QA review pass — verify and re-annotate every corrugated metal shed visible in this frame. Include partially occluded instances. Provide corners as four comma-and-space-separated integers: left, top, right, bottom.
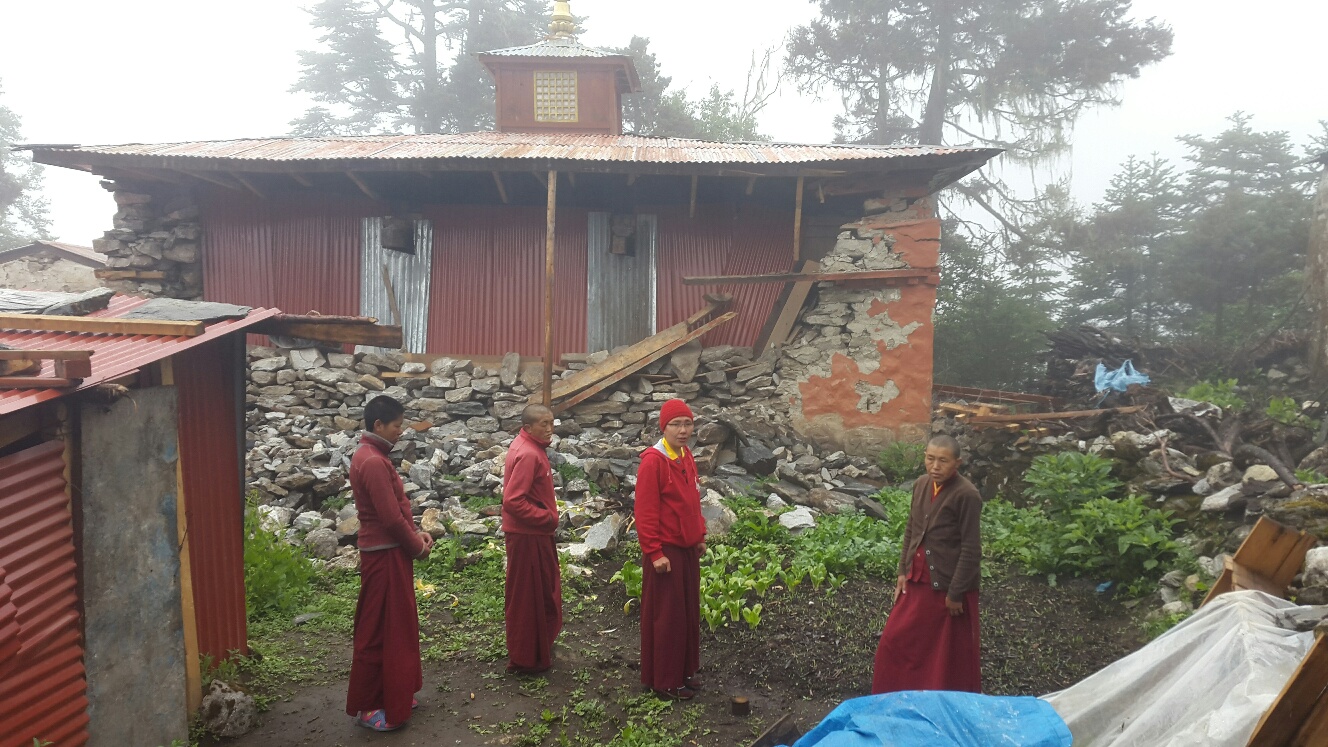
29, 133, 1000, 168
0, 296, 279, 416
0, 440, 88, 747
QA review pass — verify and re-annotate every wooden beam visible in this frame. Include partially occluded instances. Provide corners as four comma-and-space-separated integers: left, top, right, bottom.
817, 182, 826, 203
543, 169, 558, 405
53, 358, 93, 379
531, 171, 548, 188
159, 356, 204, 713
416, 170, 434, 181
964, 405, 1145, 424
745, 176, 757, 196
176, 169, 244, 192
793, 176, 805, 262
290, 173, 313, 188
933, 384, 1062, 408
754, 260, 819, 356
689, 175, 698, 219
379, 263, 403, 329
492, 171, 509, 204
0, 376, 77, 388
0, 313, 204, 337
346, 171, 383, 201
252, 319, 402, 348
683, 268, 939, 286
94, 269, 167, 281
229, 172, 267, 199
1247, 635, 1328, 747
627, 173, 638, 186
0, 350, 93, 361
567, 172, 576, 188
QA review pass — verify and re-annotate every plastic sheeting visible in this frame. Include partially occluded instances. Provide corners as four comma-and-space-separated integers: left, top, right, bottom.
779, 691, 1072, 747
1094, 359, 1150, 393
1043, 591, 1314, 747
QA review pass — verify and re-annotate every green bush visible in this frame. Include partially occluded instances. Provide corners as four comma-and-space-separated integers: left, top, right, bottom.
1178, 379, 1246, 411
1267, 396, 1316, 429
244, 502, 317, 620
877, 442, 926, 484
1297, 469, 1328, 485
1023, 452, 1122, 516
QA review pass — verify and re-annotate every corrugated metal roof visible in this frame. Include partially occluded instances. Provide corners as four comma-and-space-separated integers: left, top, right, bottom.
0, 295, 279, 415
31, 132, 1000, 168
0, 241, 108, 267
481, 37, 618, 58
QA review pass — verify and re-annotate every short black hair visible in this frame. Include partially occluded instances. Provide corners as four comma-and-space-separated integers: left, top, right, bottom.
364, 394, 405, 432
522, 404, 553, 426
927, 434, 962, 460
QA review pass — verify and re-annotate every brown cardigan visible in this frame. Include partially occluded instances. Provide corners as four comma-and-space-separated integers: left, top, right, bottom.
898, 473, 983, 601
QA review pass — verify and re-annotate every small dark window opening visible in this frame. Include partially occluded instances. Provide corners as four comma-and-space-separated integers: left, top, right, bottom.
382, 217, 416, 254
610, 213, 637, 256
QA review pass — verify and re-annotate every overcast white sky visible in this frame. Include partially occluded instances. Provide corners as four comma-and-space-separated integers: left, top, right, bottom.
2, 0, 1325, 245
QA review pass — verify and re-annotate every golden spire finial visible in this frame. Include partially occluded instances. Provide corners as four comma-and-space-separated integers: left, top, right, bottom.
549, 1, 576, 39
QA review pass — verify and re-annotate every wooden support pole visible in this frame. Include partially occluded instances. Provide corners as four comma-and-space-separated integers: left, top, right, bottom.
689, 175, 698, 219
793, 176, 805, 262
817, 182, 826, 203
492, 172, 509, 203
567, 172, 576, 188
746, 176, 758, 196
230, 172, 266, 199
160, 357, 203, 713
543, 170, 558, 406
347, 171, 383, 201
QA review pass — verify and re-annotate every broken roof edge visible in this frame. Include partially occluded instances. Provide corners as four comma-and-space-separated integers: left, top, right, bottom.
0, 241, 108, 267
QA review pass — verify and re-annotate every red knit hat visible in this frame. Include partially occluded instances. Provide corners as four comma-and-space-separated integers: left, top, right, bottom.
659, 399, 694, 430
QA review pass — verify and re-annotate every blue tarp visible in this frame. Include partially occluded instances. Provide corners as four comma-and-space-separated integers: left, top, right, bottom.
780, 691, 1072, 747
1094, 359, 1150, 394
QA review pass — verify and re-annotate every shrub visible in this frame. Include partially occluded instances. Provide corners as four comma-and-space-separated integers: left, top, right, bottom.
1023, 452, 1121, 516
243, 501, 317, 619
1297, 469, 1328, 485
1268, 396, 1316, 429
877, 442, 926, 484
1057, 496, 1181, 589
1178, 379, 1246, 411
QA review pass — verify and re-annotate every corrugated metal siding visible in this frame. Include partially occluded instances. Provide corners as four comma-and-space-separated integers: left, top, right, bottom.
655, 204, 793, 348
426, 205, 587, 357
361, 218, 432, 353
202, 191, 367, 316
0, 440, 88, 747
174, 338, 248, 662
586, 212, 656, 351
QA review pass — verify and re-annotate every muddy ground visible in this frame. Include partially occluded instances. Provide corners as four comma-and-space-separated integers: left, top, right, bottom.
204, 555, 1143, 747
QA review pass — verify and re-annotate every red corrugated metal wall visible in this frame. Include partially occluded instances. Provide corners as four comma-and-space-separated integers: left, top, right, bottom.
173, 338, 248, 661
0, 440, 89, 747
655, 204, 794, 347
426, 205, 588, 357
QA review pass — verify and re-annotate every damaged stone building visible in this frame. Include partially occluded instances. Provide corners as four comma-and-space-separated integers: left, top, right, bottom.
23, 4, 998, 454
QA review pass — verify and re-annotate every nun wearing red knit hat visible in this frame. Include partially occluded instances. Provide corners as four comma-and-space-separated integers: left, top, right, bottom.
634, 398, 708, 700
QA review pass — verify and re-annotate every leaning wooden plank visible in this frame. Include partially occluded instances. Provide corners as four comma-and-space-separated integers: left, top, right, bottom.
1246, 634, 1328, 747
933, 384, 1062, 407
0, 376, 77, 388
749, 714, 801, 747
554, 312, 738, 413
1292, 692, 1328, 746
94, 269, 167, 280
754, 260, 819, 356
54, 358, 93, 379
252, 319, 403, 348
0, 350, 94, 360
0, 313, 204, 337
683, 268, 938, 286
1232, 518, 1315, 589
965, 405, 1145, 424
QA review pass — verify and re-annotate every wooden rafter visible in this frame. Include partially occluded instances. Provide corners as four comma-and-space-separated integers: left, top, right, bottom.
0, 313, 204, 337
492, 171, 509, 203
346, 171, 383, 201
683, 268, 939, 286
230, 172, 267, 199
793, 176, 805, 262
290, 173, 313, 187
689, 175, 698, 219
176, 170, 244, 192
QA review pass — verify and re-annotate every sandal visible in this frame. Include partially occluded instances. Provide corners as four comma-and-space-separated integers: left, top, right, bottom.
652, 686, 698, 701
355, 709, 404, 732
413, 697, 419, 710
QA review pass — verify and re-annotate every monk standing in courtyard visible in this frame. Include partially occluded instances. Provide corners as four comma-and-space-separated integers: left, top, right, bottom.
346, 395, 433, 732
635, 398, 707, 700
502, 404, 563, 674
872, 434, 983, 694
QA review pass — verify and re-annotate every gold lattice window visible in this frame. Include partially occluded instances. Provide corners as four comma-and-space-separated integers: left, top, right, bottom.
534, 71, 578, 123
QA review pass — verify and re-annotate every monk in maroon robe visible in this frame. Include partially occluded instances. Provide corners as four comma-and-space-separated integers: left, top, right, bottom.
635, 399, 708, 700
872, 434, 982, 694
346, 395, 433, 732
502, 404, 563, 674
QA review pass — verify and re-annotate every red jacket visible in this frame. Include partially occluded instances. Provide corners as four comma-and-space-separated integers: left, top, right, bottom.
634, 441, 707, 562
350, 433, 425, 556
502, 429, 559, 535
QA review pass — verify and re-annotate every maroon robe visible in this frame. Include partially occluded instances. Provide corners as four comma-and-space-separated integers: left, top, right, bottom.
871, 543, 981, 694
504, 534, 564, 672
345, 547, 422, 724
640, 544, 702, 691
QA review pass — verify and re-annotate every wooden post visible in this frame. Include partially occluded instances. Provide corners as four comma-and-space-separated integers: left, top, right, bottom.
160, 357, 203, 714
689, 175, 698, 219
793, 176, 806, 262
543, 170, 558, 405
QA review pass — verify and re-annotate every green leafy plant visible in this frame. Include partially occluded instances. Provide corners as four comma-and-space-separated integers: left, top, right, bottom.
610, 560, 643, 599
877, 441, 926, 484
243, 498, 316, 619
1023, 452, 1122, 516
1057, 496, 1181, 585
1296, 469, 1328, 485
1178, 379, 1246, 411
1267, 396, 1316, 428
463, 494, 501, 512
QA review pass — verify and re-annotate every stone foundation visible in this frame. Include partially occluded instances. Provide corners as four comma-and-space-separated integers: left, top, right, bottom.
91, 180, 203, 299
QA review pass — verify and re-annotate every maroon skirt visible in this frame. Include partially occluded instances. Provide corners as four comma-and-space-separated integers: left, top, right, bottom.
640, 544, 701, 691
505, 533, 563, 673
346, 547, 422, 724
871, 556, 981, 695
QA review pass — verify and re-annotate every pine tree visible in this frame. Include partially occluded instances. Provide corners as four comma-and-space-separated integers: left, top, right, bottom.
0, 80, 50, 250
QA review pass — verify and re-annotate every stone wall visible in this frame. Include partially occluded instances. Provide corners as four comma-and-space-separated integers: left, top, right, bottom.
91, 180, 203, 299
773, 196, 940, 455
0, 255, 100, 292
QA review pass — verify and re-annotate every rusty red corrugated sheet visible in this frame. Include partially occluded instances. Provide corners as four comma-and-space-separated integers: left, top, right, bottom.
0, 296, 280, 415
34, 132, 998, 166
174, 337, 248, 662
0, 440, 89, 747
426, 205, 587, 358
656, 204, 793, 348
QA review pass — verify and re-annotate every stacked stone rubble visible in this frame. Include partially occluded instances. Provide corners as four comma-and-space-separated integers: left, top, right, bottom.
91, 180, 203, 299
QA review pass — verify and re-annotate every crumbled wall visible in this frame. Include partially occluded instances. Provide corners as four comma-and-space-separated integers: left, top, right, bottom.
0, 255, 100, 292
92, 180, 203, 299
775, 197, 940, 455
